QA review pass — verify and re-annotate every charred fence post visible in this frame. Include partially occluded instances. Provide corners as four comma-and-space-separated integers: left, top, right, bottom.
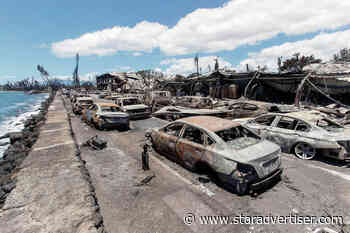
142, 143, 150, 171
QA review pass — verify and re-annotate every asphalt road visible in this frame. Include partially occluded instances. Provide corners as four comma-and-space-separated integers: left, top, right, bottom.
66, 95, 350, 233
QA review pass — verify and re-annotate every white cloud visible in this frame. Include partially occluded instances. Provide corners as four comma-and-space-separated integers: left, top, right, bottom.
38, 43, 49, 49
52, 21, 168, 57
52, 0, 350, 57
237, 30, 350, 71
160, 56, 233, 75
132, 52, 143, 56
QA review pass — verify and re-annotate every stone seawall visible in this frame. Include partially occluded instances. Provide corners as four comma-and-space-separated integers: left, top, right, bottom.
0, 92, 104, 233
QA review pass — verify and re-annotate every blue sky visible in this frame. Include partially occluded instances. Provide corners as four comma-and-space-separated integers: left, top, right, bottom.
1, 0, 350, 84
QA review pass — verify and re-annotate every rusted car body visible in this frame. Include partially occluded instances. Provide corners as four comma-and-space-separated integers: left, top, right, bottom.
73, 97, 94, 115
115, 97, 151, 119
171, 96, 216, 109
148, 116, 282, 194
82, 103, 129, 130
241, 111, 350, 160
153, 106, 231, 121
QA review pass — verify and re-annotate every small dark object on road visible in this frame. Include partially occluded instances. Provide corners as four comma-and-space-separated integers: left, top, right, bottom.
198, 176, 210, 183
135, 174, 155, 187
142, 143, 150, 171
83, 135, 107, 150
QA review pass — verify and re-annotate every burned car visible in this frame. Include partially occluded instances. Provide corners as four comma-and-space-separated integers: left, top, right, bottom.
145, 91, 172, 111
70, 93, 90, 103
115, 97, 151, 119
82, 103, 129, 130
148, 116, 282, 194
153, 106, 230, 121
226, 100, 297, 119
171, 96, 216, 109
241, 111, 350, 161
227, 101, 270, 119
73, 97, 94, 115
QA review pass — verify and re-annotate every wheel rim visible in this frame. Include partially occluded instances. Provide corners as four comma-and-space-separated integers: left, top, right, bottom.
294, 142, 316, 160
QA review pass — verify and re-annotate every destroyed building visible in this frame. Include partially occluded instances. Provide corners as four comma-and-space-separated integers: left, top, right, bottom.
96, 72, 143, 92
96, 71, 166, 93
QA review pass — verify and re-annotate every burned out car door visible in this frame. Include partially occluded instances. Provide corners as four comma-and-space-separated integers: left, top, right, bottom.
245, 115, 276, 138
175, 125, 206, 170
268, 116, 299, 151
155, 122, 184, 159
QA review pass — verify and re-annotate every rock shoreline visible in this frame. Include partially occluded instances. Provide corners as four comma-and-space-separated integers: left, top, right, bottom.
0, 91, 55, 208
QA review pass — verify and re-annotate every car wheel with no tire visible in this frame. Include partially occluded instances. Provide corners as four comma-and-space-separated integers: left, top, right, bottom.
294, 142, 316, 160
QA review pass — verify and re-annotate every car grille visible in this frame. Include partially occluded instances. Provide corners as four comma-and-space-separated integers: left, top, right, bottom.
337, 140, 350, 152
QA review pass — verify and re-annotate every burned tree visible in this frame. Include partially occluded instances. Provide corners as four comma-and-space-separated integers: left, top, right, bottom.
333, 48, 350, 62
280, 53, 322, 72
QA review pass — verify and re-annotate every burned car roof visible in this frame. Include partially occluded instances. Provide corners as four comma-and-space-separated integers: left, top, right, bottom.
178, 116, 240, 132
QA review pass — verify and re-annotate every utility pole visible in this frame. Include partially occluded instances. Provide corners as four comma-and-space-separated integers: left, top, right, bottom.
194, 54, 199, 76
73, 53, 80, 88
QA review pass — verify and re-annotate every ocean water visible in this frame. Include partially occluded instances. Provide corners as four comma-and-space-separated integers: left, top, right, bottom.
0, 91, 49, 158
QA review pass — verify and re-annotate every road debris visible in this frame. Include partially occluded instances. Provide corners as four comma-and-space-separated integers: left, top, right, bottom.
134, 174, 156, 187
82, 135, 107, 150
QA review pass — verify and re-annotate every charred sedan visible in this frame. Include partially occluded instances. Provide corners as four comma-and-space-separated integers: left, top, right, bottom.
115, 97, 151, 119
82, 103, 129, 130
73, 97, 94, 115
148, 116, 282, 194
241, 111, 350, 160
